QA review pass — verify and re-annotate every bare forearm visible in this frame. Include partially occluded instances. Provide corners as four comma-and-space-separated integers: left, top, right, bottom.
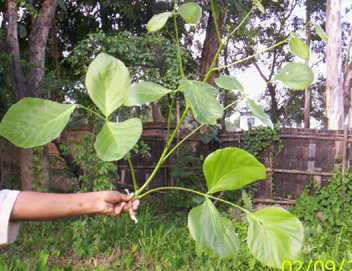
10, 192, 102, 221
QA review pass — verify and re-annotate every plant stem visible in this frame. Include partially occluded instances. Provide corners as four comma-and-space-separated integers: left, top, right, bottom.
167, 94, 176, 138
214, 37, 289, 71
78, 104, 106, 121
163, 100, 237, 161
137, 186, 250, 214
202, 8, 253, 82
127, 157, 138, 192
173, 0, 185, 79
202, 40, 223, 82
210, 0, 222, 43
134, 6, 256, 198
135, 106, 189, 196
226, 8, 253, 43
135, 1, 189, 196
162, 125, 202, 162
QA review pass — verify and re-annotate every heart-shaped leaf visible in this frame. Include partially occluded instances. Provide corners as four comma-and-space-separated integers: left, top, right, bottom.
289, 34, 310, 60
0, 98, 76, 148
147, 12, 172, 32
94, 118, 142, 161
179, 80, 223, 125
179, 2, 202, 24
215, 75, 244, 93
188, 198, 239, 257
312, 23, 328, 41
247, 207, 304, 269
275, 63, 314, 90
125, 81, 172, 106
245, 98, 273, 128
203, 147, 266, 194
85, 53, 131, 117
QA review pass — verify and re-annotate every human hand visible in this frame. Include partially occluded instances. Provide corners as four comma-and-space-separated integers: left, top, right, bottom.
94, 191, 140, 221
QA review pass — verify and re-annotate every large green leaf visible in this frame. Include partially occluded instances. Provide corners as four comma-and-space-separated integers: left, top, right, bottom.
125, 81, 172, 106
275, 63, 314, 90
179, 80, 223, 125
289, 34, 310, 60
179, 2, 202, 24
0, 98, 76, 148
245, 98, 273, 128
188, 198, 239, 257
247, 207, 304, 269
215, 75, 244, 93
85, 53, 131, 117
94, 118, 142, 161
203, 147, 266, 194
147, 12, 172, 32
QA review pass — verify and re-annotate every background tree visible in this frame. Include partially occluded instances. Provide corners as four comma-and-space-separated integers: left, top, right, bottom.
325, 0, 344, 130
4, 0, 57, 190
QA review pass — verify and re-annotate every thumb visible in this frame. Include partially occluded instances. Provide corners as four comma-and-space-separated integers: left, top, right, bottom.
105, 191, 131, 203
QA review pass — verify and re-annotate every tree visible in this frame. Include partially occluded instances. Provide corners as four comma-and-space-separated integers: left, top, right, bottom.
304, 0, 312, 128
4, 0, 58, 190
221, 0, 326, 126
325, 0, 344, 130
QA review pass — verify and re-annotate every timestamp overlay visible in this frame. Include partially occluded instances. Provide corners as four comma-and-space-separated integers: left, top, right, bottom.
282, 259, 352, 271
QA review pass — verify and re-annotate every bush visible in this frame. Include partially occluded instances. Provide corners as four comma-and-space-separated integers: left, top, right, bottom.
291, 171, 352, 261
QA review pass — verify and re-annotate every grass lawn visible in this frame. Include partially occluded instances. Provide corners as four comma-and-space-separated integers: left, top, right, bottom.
1, 193, 351, 271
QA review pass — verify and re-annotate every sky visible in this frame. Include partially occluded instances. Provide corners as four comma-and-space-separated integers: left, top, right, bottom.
223, 1, 351, 128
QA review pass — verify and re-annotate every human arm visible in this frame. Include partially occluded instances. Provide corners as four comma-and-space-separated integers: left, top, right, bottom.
10, 191, 137, 221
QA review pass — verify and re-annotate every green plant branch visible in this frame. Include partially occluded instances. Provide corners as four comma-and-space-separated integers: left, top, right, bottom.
202, 7, 253, 82
173, 0, 185, 79
202, 40, 223, 82
135, 105, 189, 196
135, 5, 260, 198
135, 1, 192, 196
167, 93, 176, 138
214, 37, 289, 71
163, 100, 237, 162
226, 8, 253, 45
78, 104, 106, 121
210, 0, 222, 43
137, 186, 251, 215
127, 157, 138, 192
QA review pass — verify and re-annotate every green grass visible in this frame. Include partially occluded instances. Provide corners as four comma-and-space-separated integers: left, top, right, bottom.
0, 194, 351, 271
0, 198, 264, 271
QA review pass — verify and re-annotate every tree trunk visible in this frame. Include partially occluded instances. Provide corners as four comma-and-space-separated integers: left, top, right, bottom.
199, 3, 227, 84
326, 0, 344, 130
19, 149, 33, 190
344, 35, 352, 121
27, 0, 57, 96
5, 0, 26, 100
267, 83, 280, 124
5, 0, 57, 190
151, 103, 165, 123
304, 0, 311, 128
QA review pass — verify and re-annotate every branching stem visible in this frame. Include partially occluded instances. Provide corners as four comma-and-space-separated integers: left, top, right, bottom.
214, 37, 289, 71
134, 4, 285, 203
173, 0, 185, 79
78, 104, 106, 121
163, 100, 237, 162
135, 105, 189, 195
202, 8, 253, 82
137, 186, 250, 215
